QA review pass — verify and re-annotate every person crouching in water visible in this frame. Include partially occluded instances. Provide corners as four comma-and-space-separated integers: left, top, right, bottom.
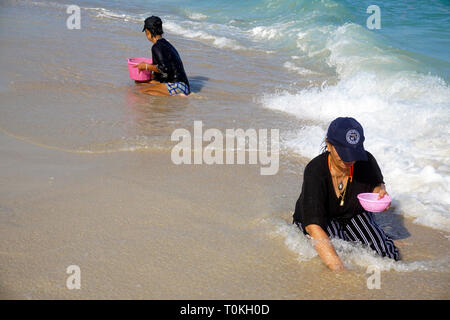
134, 16, 190, 97
293, 117, 400, 271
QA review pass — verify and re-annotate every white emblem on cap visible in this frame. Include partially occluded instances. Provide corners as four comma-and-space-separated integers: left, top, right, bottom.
346, 129, 360, 144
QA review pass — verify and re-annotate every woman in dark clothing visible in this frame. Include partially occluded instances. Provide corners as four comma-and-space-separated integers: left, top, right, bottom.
293, 117, 399, 271
134, 16, 190, 96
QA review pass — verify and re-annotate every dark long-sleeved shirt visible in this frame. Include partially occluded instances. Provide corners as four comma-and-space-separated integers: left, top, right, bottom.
293, 151, 384, 229
151, 38, 189, 89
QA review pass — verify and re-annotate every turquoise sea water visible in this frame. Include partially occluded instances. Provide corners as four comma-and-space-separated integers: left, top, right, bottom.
76, 0, 450, 80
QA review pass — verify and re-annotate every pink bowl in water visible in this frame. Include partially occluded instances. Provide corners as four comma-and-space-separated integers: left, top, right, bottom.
357, 193, 392, 213
127, 58, 153, 81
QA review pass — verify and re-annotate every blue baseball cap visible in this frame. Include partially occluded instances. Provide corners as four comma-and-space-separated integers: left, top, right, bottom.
326, 117, 368, 162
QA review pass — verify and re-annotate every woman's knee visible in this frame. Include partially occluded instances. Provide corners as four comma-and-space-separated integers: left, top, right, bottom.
139, 84, 170, 96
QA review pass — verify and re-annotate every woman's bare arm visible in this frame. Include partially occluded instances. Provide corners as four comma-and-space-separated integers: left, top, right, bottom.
305, 224, 345, 271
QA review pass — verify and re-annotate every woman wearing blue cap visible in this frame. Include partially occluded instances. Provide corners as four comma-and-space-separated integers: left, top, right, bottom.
293, 117, 399, 271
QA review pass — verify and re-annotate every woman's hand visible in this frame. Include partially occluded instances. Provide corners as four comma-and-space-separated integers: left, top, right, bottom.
329, 262, 346, 272
373, 183, 390, 211
133, 62, 148, 73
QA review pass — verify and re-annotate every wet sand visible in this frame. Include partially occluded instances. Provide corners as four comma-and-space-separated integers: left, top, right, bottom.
1, 131, 448, 300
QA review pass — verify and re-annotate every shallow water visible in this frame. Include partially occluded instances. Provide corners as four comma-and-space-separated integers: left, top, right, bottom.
0, 0, 449, 299
2, 0, 449, 231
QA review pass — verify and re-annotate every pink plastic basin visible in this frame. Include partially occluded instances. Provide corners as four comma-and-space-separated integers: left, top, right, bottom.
127, 58, 152, 81
357, 193, 392, 212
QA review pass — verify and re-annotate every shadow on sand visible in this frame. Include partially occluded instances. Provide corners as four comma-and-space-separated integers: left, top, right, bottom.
372, 211, 411, 240
188, 76, 209, 93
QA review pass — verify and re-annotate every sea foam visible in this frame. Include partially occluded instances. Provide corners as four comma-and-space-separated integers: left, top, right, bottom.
270, 218, 448, 272
262, 23, 450, 232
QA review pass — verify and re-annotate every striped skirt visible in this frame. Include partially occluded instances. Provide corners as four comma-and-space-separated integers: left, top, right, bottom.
294, 212, 400, 261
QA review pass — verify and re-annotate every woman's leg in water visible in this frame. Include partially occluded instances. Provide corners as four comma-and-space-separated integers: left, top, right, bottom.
344, 212, 400, 260
139, 82, 171, 96
135, 80, 161, 85
294, 214, 399, 260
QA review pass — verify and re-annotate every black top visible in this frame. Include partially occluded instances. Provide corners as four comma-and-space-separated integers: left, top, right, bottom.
293, 151, 384, 230
151, 38, 190, 89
